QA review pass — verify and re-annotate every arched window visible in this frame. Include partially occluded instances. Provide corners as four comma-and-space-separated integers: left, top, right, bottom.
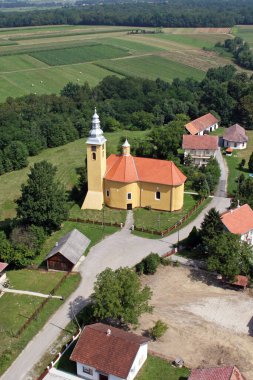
92, 152, 96, 160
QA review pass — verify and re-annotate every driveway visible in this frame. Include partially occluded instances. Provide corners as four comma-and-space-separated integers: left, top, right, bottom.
1, 153, 230, 380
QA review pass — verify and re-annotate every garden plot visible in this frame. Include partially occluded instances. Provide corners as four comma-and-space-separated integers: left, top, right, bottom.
138, 266, 253, 380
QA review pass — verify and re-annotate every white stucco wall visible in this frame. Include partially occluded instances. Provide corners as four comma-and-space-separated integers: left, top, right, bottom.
184, 149, 216, 166
197, 122, 218, 135
76, 344, 147, 380
223, 140, 247, 150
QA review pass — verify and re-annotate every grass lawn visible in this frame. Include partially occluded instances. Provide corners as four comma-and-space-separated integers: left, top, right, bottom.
99, 37, 165, 54
69, 204, 126, 225
7, 269, 65, 293
136, 355, 189, 380
0, 271, 80, 376
133, 194, 198, 233
0, 130, 148, 221
96, 55, 205, 82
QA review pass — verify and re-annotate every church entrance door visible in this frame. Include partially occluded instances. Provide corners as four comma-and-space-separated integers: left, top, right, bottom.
127, 203, 132, 210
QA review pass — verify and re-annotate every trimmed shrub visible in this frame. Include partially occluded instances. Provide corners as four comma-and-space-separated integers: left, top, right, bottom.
149, 320, 168, 340
136, 253, 161, 275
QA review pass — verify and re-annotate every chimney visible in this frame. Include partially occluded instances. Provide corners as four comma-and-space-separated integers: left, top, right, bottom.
106, 329, 111, 336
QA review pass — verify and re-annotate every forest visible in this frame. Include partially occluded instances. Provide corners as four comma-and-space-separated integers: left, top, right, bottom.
1, 64, 253, 176
1, 1, 253, 28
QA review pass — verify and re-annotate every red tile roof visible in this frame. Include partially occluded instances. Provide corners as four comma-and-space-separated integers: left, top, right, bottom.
70, 323, 149, 378
226, 147, 233, 153
185, 113, 219, 135
232, 275, 248, 288
105, 154, 186, 186
221, 204, 253, 235
188, 366, 245, 380
0, 262, 8, 272
223, 124, 248, 143
182, 134, 218, 150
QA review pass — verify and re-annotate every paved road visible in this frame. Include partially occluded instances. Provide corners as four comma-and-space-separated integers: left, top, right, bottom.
1, 152, 230, 380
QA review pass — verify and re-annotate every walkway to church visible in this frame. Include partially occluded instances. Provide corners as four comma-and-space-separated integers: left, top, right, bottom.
1, 149, 230, 380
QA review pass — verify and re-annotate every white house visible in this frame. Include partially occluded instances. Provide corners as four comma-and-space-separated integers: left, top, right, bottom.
221, 204, 253, 246
0, 262, 8, 285
70, 323, 149, 380
185, 113, 219, 135
223, 124, 248, 150
182, 134, 218, 166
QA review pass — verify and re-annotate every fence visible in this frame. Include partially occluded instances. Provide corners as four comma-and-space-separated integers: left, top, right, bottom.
37, 329, 80, 380
68, 217, 122, 227
15, 271, 70, 338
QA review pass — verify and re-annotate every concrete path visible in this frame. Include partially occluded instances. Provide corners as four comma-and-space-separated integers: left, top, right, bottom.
1, 153, 230, 380
0, 285, 63, 300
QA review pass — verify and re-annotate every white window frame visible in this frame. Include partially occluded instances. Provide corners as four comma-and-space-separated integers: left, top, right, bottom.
155, 191, 161, 200
127, 192, 132, 200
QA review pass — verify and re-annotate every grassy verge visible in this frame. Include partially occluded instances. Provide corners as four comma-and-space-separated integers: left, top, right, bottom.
69, 204, 127, 225
0, 272, 80, 376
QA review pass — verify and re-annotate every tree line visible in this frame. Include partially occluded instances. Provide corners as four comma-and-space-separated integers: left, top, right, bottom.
1, 1, 253, 28
1, 64, 253, 176
217, 37, 253, 71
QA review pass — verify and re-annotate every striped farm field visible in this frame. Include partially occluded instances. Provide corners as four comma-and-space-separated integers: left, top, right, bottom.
96, 55, 205, 82
0, 25, 236, 101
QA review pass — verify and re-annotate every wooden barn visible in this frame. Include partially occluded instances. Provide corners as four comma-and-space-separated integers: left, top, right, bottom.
45, 229, 90, 272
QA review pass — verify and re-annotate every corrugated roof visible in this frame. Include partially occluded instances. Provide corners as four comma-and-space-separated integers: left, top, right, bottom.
185, 113, 219, 135
221, 204, 253, 235
105, 154, 186, 186
182, 134, 218, 150
70, 323, 149, 379
223, 124, 248, 143
188, 366, 240, 380
45, 229, 90, 265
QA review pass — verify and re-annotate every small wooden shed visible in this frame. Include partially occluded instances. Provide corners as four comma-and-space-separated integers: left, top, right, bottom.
45, 229, 90, 272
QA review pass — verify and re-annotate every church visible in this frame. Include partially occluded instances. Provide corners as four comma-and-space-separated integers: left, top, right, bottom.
82, 110, 186, 211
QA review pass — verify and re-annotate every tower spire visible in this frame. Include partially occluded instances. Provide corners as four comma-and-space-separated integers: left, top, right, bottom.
122, 139, 130, 156
87, 108, 106, 145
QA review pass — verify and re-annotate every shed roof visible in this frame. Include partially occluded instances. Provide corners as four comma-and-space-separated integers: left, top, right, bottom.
188, 366, 244, 380
182, 134, 218, 150
70, 323, 149, 378
45, 229, 90, 265
221, 204, 253, 235
223, 124, 248, 143
185, 113, 219, 135
0, 262, 8, 273
105, 154, 186, 186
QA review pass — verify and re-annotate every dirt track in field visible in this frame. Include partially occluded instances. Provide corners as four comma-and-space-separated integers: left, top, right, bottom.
137, 266, 253, 379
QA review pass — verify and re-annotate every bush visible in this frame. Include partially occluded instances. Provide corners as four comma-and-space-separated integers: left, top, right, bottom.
149, 320, 168, 340
136, 253, 161, 275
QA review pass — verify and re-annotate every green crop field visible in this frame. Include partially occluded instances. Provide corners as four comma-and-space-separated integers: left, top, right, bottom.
30, 44, 130, 66
0, 25, 235, 102
96, 55, 205, 82
236, 25, 253, 47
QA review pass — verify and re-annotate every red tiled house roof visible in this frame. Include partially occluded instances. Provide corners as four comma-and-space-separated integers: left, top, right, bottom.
221, 204, 253, 235
105, 154, 187, 186
182, 135, 218, 150
0, 262, 8, 272
188, 366, 246, 380
185, 113, 219, 135
223, 124, 248, 143
70, 323, 149, 379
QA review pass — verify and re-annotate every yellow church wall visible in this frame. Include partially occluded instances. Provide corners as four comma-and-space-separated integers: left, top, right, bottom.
103, 180, 185, 211
104, 180, 140, 209
86, 143, 106, 193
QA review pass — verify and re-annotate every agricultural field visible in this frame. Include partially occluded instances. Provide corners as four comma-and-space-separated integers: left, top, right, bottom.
0, 25, 239, 102
235, 25, 253, 48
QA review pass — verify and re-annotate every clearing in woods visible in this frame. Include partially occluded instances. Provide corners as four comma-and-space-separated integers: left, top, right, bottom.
0, 25, 239, 102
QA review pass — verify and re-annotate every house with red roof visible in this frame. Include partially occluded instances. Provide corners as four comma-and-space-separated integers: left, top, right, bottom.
185, 113, 219, 136
182, 135, 218, 166
223, 124, 248, 150
70, 323, 149, 380
82, 110, 186, 211
221, 204, 253, 245
188, 365, 246, 380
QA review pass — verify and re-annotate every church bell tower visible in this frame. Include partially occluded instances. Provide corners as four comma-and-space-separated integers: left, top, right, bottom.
81, 109, 107, 210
